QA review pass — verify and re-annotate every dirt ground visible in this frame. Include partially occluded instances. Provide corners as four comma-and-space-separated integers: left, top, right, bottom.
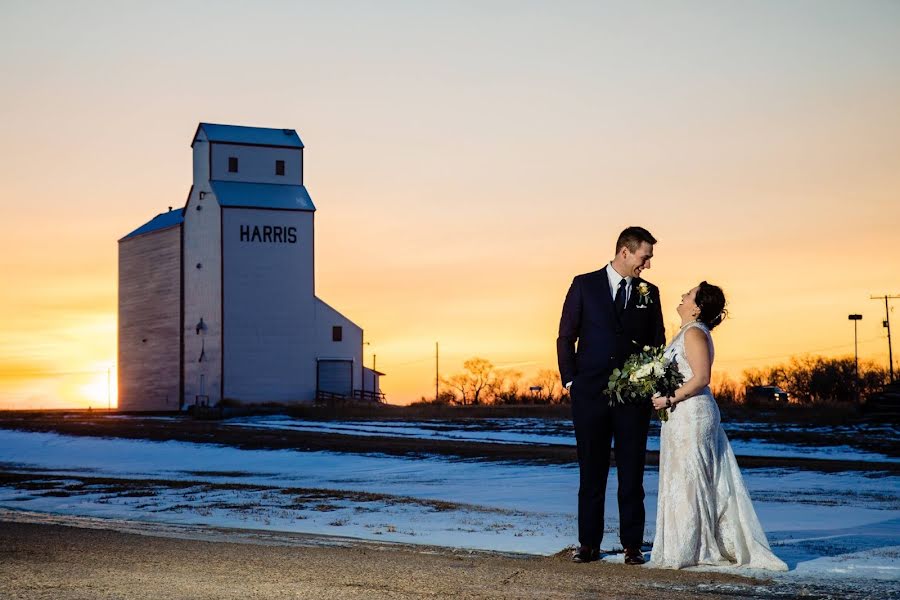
0, 520, 770, 600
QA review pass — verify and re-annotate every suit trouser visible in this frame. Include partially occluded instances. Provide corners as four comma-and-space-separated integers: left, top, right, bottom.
572, 393, 652, 550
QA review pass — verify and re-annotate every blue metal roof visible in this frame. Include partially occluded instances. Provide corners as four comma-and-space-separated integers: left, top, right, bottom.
196, 123, 304, 148
121, 209, 184, 241
210, 181, 316, 211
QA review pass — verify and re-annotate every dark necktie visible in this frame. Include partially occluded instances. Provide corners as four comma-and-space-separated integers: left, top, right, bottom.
615, 279, 627, 315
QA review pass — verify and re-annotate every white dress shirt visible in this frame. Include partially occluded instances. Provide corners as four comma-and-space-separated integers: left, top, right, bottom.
606, 262, 633, 306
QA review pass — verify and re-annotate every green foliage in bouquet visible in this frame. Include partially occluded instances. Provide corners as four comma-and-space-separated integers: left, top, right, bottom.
604, 345, 685, 421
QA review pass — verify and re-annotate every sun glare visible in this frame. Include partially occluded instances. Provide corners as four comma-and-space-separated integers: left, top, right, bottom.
77, 370, 117, 409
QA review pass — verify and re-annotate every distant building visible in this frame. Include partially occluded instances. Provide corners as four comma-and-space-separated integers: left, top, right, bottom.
118, 123, 383, 411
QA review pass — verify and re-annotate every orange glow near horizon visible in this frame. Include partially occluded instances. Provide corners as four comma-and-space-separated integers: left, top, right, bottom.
1, 3, 899, 408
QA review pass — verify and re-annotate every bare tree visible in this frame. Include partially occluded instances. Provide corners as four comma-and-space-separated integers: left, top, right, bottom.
441, 357, 496, 405
443, 373, 472, 405
528, 369, 562, 404
487, 368, 523, 404
464, 358, 494, 405
417, 390, 456, 405
438, 360, 571, 405
741, 356, 889, 405
710, 373, 742, 405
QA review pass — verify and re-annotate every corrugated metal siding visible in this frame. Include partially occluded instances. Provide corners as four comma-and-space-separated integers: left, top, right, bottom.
362, 367, 382, 396
315, 297, 363, 392
222, 208, 317, 403
182, 180, 223, 407
117, 123, 369, 409
317, 360, 353, 397
117, 226, 182, 411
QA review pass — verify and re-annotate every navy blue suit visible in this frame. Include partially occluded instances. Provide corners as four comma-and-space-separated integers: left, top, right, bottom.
557, 266, 665, 550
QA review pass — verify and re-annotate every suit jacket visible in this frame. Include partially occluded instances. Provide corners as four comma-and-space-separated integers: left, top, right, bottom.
557, 266, 666, 399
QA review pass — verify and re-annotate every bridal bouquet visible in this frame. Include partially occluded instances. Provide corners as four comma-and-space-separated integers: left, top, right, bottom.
605, 345, 684, 421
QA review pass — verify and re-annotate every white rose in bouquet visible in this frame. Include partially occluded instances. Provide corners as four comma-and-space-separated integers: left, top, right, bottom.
605, 345, 685, 422
634, 364, 653, 380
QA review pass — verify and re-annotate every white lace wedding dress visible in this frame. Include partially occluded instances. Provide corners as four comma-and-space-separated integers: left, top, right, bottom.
650, 322, 787, 571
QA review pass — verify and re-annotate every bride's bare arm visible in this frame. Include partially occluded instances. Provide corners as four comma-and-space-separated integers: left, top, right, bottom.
653, 328, 712, 409
672, 328, 712, 403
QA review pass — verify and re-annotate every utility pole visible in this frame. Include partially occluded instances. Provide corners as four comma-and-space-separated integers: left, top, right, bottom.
848, 314, 862, 404
107, 366, 111, 411
435, 342, 439, 403
871, 294, 899, 382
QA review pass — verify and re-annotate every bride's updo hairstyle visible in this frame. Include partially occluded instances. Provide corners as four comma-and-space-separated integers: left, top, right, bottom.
695, 281, 728, 330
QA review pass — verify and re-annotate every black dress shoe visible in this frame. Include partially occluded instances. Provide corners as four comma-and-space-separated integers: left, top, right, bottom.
623, 548, 645, 565
572, 547, 600, 563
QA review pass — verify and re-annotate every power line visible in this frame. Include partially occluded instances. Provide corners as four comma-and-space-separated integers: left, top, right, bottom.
387, 355, 435, 367
716, 336, 884, 365
386, 352, 542, 368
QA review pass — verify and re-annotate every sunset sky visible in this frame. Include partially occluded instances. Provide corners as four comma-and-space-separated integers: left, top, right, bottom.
1, 1, 899, 408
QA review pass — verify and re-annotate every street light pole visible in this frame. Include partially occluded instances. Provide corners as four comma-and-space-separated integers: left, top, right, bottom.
848, 314, 862, 404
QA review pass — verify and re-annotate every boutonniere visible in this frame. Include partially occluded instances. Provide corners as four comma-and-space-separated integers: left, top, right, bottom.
636, 282, 652, 307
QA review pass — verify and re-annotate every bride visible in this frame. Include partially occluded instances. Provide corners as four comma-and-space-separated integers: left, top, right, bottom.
649, 282, 787, 571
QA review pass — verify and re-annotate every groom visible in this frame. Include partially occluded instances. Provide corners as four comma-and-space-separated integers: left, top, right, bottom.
557, 226, 665, 565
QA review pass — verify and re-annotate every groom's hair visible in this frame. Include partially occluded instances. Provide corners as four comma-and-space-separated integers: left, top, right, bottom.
615, 226, 657, 254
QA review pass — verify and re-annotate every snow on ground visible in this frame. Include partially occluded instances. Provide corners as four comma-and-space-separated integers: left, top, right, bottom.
224, 416, 898, 463
0, 429, 897, 584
